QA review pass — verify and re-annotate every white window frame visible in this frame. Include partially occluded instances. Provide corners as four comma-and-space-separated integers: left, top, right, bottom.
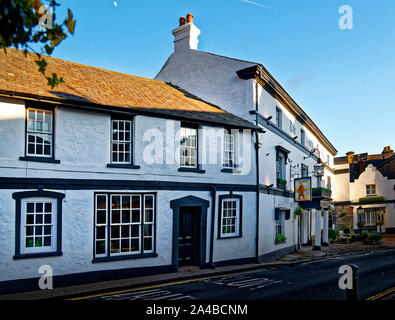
275, 211, 285, 237
26, 108, 53, 158
223, 130, 236, 169
94, 193, 155, 259
366, 184, 377, 196
180, 126, 198, 168
111, 119, 132, 164
20, 198, 57, 255
220, 199, 240, 238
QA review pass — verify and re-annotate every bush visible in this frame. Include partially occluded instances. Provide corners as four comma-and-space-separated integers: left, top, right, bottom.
361, 230, 369, 240
357, 221, 365, 229
329, 228, 338, 240
364, 231, 383, 245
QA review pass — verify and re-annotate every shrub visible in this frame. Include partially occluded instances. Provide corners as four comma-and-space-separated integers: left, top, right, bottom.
361, 230, 369, 240
329, 228, 338, 240
364, 231, 383, 245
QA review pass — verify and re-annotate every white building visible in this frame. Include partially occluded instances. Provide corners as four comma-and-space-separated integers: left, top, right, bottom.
334, 147, 395, 233
156, 15, 337, 254
0, 48, 260, 293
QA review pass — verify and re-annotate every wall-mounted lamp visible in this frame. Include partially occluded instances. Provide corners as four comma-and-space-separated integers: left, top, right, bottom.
292, 136, 298, 140
266, 116, 273, 121
304, 148, 317, 160
268, 184, 274, 188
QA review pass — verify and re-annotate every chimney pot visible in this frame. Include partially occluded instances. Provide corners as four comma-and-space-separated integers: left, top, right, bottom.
346, 151, 355, 164
186, 13, 193, 24
382, 146, 393, 159
179, 17, 186, 26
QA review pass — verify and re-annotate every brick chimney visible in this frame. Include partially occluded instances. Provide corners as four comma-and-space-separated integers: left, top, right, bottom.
346, 151, 354, 164
172, 14, 200, 52
382, 146, 394, 159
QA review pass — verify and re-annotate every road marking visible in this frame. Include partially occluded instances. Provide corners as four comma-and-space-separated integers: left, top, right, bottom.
366, 286, 395, 300
96, 288, 196, 301
69, 269, 260, 300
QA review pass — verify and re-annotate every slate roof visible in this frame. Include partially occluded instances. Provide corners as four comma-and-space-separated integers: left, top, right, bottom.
0, 48, 258, 130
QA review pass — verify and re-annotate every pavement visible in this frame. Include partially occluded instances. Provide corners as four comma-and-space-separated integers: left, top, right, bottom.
1, 240, 395, 300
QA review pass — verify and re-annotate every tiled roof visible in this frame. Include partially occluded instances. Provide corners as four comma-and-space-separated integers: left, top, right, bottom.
0, 48, 257, 129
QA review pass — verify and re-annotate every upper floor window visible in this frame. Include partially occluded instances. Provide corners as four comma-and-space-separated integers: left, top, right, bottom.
366, 184, 377, 196
26, 108, 53, 157
275, 107, 282, 129
301, 164, 309, 177
301, 129, 306, 146
111, 120, 132, 164
223, 130, 236, 169
180, 125, 198, 168
276, 146, 290, 189
327, 176, 332, 190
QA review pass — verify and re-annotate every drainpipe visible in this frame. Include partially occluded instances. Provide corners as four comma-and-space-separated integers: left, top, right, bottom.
209, 186, 216, 268
254, 81, 261, 263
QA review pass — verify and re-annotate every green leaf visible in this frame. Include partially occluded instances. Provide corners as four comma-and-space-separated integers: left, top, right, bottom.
44, 44, 54, 55
65, 9, 76, 35
46, 73, 64, 89
35, 58, 48, 74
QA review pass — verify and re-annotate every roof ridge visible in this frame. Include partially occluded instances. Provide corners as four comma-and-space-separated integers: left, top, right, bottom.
5, 47, 165, 84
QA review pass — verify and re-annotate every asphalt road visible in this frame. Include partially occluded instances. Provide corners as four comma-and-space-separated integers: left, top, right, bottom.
77, 249, 395, 301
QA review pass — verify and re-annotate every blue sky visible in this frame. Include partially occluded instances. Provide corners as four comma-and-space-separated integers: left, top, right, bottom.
49, 0, 395, 156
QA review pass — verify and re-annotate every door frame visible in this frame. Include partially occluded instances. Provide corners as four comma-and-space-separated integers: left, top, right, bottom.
170, 195, 209, 271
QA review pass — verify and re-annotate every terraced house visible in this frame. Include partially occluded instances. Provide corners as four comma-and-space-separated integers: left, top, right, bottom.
0, 47, 259, 293
156, 15, 337, 254
0, 15, 337, 293
334, 147, 395, 234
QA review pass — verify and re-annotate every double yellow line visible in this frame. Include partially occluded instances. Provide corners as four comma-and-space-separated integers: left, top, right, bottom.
69, 269, 258, 300
366, 287, 395, 300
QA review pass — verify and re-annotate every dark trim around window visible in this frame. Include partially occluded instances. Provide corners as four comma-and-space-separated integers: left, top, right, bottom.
217, 194, 243, 240
12, 190, 65, 260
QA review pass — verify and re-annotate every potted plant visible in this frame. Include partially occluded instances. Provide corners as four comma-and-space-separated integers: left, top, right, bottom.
275, 234, 286, 244
293, 206, 304, 219
377, 219, 385, 233
277, 178, 287, 190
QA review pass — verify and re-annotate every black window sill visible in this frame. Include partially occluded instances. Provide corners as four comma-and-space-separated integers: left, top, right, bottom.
217, 235, 242, 240
107, 163, 140, 169
178, 167, 206, 174
13, 251, 63, 260
221, 168, 241, 174
92, 252, 158, 263
19, 156, 60, 164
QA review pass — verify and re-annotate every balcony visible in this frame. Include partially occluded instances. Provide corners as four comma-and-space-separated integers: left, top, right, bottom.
312, 187, 332, 200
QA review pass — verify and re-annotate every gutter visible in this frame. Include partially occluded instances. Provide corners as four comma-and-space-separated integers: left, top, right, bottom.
209, 186, 217, 268
254, 81, 261, 263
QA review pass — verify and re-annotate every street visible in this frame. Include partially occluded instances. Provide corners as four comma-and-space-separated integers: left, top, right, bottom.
73, 249, 395, 301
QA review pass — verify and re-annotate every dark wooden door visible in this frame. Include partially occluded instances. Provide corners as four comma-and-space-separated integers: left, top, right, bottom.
178, 207, 200, 267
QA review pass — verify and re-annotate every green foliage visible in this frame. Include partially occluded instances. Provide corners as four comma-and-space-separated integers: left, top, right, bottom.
0, 0, 76, 88
277, 178, 287, 187
275, 234, 286, 243
364, 231, 383, 245
293, 206, 303, 219
328, 228, 338, 240
357, 221, 365, 229
359, 196, 385, 204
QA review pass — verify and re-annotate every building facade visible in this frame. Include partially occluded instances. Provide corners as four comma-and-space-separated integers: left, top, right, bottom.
334, 147, 395, 233
156, 15, 337, 255
0, 48, 261, 293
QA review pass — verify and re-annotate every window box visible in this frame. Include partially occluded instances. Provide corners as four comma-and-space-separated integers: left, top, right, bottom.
359, 196, 385, 204
275, 234, 286, 245
312, 187, 332, 199
277, 178, 287, 189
